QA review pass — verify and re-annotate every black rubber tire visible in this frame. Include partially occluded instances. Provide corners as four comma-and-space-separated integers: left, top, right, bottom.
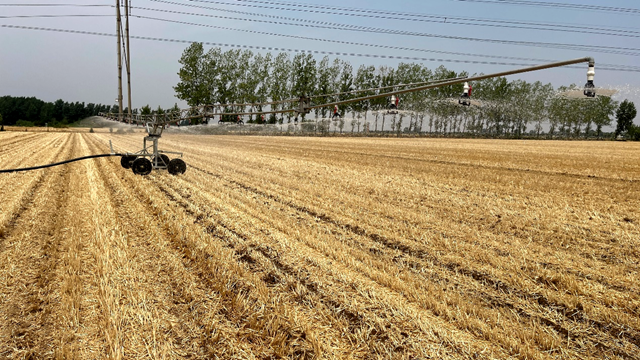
121, 155, 137, 169
131, 157, 152, 175
152, 154, 170, 167
167, 158, 187, 175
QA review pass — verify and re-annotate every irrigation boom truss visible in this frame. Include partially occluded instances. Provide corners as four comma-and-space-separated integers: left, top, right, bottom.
2, 58, 601, 176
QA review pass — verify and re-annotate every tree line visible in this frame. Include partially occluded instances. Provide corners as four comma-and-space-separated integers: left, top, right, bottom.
0, 96, 116, 127
174, 43, 638, 139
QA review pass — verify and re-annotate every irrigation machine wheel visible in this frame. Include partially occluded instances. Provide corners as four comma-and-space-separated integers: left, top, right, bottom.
131, 157, 152, 175
152, 154, 170, 167
167, 158, 187, 175
120, 155, 137, 169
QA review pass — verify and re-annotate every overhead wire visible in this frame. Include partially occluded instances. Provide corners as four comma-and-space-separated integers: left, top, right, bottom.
134, 15, 640, 72
0, 15, 112, 19
449, 0, 640, 15
127, 5, 640, 56
0, 3, 112, 7
190, 0, 640, 19
5, 0, 639, 65
2, 23, 639, 73
159, 0, 640, 38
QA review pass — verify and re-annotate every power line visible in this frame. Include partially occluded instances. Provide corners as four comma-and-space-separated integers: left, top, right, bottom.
128, 6, 640, 56
160, 0, 640, 38
2, 24, 639, 73
0, 3, 112, 7
136, 15, 640, 72
199, 0, 640, 20
0, 15, 112, 19
449, 0, 640, 15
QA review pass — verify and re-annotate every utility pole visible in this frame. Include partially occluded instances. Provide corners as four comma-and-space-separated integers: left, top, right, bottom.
124, 0, 132, 123
116, 0, 123, 122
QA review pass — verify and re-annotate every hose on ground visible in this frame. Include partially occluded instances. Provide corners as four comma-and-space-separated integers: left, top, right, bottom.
0, 153, 126, 173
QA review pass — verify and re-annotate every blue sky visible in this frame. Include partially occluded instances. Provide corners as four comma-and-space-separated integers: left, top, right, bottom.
1, 0, 639, 114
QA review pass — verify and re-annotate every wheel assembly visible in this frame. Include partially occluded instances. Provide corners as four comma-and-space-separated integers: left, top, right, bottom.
120, 155, 137, 169
153, 154, 170, 167
131, 157, 152, 175
167, 158, 187, 175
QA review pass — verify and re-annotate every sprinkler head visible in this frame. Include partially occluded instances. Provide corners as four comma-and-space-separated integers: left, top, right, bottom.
584, 63, 596, 98
459, 82, 471, 106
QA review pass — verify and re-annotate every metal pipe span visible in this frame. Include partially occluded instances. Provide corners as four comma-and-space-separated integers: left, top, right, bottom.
310, 57, 594, 110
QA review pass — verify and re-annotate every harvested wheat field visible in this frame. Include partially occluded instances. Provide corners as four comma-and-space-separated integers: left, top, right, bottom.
0, 131, 638, 360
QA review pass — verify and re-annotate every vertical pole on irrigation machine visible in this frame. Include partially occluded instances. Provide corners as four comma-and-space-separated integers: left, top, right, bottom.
115, 0, 124, 123
124, 0, 133, 124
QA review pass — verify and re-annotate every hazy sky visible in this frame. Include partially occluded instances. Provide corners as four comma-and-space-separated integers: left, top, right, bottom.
1, 0, 639, 117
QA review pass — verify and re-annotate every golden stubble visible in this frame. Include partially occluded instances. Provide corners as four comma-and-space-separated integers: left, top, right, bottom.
0, 132, 638, 359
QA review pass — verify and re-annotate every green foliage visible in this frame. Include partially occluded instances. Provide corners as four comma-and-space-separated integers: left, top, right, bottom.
0, 96, 110, 126
626, 124, 640, 141
174, 42, 209, 107
615, 100, 637, 138
140, 105, 152, 115
173, 46, 625, 137
16, 119, 35, 127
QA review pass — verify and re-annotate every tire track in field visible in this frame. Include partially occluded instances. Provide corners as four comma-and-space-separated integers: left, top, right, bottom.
224, 139, 640, 183
151, 171, 506, 359
111, 136, 640, 358
0, 134, 70, 239
0, 134, 65, 179
84, 134, 325, 359
197, 140, 638, 269
149, 180, 383, 359
0, 133, 42, 152
184, 146, 638, 289
83, 134, 255, 358
182, 165, 632, 359
154, 180, 378, 344
193, 155, 639, 301
188, 163, 640, 357
0, 134, 76, 358
256, 149, 635, 276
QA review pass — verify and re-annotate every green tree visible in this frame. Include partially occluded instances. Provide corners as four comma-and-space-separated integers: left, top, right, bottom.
174, 42, 209, 107
627, 125, 640, 141
140, 105, 152, 115
291, 53, 317, 120
615, 100, 637, 138
353, 64, 377, 129
337, 60, 354, 122
591, 96, 618, 138
269, 52, 292, 124
314, 56, 339, 119
0, 113, 4, 131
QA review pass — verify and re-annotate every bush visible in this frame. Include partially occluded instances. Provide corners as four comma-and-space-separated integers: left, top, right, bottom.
16, 119, 35, 127
89, 127, 95, 133
628, 125, 640, 141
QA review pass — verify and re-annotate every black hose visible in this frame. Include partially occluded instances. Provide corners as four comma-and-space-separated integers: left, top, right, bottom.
0, 153, 126, 174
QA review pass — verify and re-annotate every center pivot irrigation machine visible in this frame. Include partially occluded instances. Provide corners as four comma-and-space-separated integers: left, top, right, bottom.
1, 58, 613, 176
